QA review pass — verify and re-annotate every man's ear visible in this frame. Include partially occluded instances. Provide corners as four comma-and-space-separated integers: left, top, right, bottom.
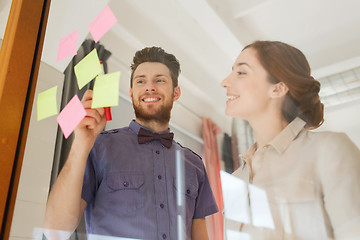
129, 88, 133, 101
173, 86, 181, 101
270, 82, 289, 98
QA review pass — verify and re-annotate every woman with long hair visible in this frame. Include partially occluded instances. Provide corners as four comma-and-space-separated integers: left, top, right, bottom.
222, 40, 360, 239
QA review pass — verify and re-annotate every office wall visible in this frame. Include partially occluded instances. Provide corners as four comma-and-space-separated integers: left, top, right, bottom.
0, 0, 11, 39
319, 100, 360, 147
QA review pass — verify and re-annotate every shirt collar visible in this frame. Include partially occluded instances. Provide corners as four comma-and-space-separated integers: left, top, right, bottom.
269, 117, 306, 154
241, 144, 257, 166
129, 120, 171, 135
241, 117, 306, 164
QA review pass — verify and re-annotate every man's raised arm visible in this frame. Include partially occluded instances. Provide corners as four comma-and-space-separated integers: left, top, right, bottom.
43, 90, 106, 239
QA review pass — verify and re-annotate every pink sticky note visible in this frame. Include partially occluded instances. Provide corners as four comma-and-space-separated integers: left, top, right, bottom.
89, 5, 117, 43
56, 30, 79, 62
57, 95, 86, 139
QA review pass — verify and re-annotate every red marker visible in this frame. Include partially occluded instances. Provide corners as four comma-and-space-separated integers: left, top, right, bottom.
104, 107, 112, 121
99, 61, 112, 121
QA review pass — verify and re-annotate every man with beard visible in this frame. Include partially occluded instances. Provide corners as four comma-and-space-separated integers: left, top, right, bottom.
43, 47, 218, 240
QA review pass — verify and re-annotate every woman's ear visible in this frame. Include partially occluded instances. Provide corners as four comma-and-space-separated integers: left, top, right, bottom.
270, 82, 289, 98
173, 86, 181, 101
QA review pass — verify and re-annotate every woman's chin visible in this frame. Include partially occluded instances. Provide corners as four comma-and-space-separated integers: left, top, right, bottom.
225, 108, 237, 118
225, 108, 247, 120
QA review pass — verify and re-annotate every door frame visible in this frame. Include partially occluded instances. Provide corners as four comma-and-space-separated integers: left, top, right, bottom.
0, 0, 51, 238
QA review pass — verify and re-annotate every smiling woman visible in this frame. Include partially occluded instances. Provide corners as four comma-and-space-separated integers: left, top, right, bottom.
221, 40, 360, 239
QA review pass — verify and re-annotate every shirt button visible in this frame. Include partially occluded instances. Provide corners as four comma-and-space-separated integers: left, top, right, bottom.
160, 203, 164, 208
186, 189, 191, 194
158, 175, 162, 180
263, 145, 269, 149
162, 233, 167, 239
123, 181, 129, 187
156, 150, 160, 154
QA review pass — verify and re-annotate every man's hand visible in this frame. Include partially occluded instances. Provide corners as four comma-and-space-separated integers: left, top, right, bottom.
74, 89, 106, 147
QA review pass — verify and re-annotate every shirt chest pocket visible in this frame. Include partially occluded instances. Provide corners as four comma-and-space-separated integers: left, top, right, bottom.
260, 178, 326, 237
174, 180, 198, 199
106, 172, 145, 215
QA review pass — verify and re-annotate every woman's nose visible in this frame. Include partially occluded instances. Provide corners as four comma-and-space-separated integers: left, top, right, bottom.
221, 74, 230, 88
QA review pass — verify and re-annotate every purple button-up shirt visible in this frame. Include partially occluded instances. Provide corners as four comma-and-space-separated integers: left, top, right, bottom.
81, 120, 218, 239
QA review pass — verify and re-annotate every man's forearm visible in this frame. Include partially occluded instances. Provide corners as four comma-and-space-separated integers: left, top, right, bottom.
43, 140, 90, 233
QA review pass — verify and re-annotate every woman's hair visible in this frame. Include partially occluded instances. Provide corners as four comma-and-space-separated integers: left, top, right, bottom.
244, 40, 324, 129
130, 46, 181, 88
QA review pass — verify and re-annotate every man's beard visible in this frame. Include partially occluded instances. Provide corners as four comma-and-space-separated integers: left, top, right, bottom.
132, 97, 174, 125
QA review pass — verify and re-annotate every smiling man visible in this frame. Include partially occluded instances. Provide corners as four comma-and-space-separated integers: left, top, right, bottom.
43, 47, 218, 240
130, 60, 180, 131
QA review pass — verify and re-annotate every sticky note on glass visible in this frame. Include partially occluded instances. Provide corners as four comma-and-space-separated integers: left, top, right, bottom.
92, 71, 121, 108
74, 49, 102, 90
89, 5, 117, 43
57, 95, 86, 139
56, 30, 78, 62
37, 86, 58, 121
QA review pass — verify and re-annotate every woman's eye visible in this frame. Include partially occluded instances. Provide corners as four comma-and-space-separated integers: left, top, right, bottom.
156, 79, 164, 82
237, 72, 245, 75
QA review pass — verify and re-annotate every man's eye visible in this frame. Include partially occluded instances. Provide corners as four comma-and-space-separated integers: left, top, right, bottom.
237, 72, 245, 75
156, 79, 164, 82
137, 80, 144, 84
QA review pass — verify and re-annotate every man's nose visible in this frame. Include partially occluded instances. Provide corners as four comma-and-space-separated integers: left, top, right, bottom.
145, 82, 156, 92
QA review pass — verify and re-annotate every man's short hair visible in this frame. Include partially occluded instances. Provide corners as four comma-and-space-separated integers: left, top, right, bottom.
130, 47, 181, 88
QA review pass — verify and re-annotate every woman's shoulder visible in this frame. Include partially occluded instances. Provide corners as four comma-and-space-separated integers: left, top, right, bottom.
305, 129, 352, 144
304, 130, 359, 155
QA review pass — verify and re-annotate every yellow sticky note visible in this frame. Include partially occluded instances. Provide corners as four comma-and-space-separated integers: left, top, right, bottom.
74, 49, 102, 90
37, 86, 58, 121
91, 71, 121, 108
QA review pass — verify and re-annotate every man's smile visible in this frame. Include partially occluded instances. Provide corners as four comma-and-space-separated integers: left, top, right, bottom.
142, 95, 161, 103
